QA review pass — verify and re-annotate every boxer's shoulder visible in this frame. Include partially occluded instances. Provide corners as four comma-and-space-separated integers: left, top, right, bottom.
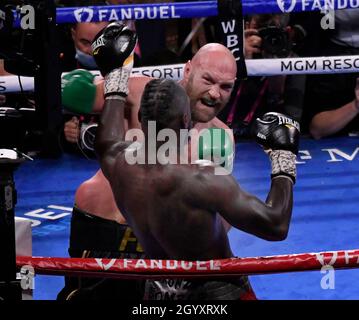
128, 75, 153, 92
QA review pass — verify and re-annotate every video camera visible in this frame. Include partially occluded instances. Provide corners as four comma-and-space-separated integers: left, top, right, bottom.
0, 3, 39, 152
258, 26, 291, 58
0, 2, 39, 76
0, 1, 62, 158
257, 25, 306, 58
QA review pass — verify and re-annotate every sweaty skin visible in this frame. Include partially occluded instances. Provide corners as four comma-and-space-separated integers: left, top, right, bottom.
75, 44, 237, 224
94, 81, 294, 260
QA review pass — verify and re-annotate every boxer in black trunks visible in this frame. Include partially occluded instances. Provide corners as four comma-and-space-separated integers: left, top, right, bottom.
58, 27, 238, 299
92, 23, 299, 300
57, 208, 145, 300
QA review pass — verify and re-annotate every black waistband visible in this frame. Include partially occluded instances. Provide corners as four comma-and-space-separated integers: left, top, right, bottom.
69, 206, 144, 257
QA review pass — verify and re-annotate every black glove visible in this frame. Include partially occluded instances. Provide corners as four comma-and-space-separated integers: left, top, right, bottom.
92, 22, 137, 98
254, 112, 300, 184
92, 21, 137, 77
254, 112, 300, 154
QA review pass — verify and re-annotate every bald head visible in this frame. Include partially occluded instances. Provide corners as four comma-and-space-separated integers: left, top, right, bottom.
191, 43, 237, 73
181, 43, 237, 123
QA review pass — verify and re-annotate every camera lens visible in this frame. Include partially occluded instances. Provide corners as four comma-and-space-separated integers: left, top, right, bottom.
259, 26, 291, 58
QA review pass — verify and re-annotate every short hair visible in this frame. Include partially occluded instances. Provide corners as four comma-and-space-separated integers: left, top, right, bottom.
140, 79, 186, 131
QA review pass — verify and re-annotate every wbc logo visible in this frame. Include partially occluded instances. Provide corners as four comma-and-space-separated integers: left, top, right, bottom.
277, 0, 297, 13
74, 8, 94, 23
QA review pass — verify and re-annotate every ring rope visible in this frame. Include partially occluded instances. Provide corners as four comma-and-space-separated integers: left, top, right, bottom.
2, 55, 359, 94
16, 249, 359, 280
12, 1, 217, 27
12, 0, 359, 26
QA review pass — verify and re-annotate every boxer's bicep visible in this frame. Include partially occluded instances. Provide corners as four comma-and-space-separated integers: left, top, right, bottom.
208, 175, 286, 241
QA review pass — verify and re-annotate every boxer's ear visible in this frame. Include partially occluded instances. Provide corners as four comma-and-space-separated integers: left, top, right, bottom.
183, 60, 192, 82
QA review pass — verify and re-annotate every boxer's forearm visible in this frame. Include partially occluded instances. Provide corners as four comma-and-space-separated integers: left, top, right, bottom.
223, 177, 293, 241
264, 177, 293, 240
95, 97, 126, 159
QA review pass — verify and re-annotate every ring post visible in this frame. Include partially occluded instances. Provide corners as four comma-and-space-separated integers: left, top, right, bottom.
0, 155, 24, 300
31, 0, 63, 158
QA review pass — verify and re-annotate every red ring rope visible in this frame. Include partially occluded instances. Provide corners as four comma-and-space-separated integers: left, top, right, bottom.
16, 249, 359, 280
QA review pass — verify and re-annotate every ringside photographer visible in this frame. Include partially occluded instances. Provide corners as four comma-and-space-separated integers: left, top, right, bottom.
220, 13, 306, 141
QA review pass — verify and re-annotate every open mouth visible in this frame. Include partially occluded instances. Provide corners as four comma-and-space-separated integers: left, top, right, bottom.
200, 98, 217, 108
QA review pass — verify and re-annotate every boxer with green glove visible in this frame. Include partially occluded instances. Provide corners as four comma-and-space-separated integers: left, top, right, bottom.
58, 22, 144, 302
61, 69, 96, 114
198, 127, 234, 174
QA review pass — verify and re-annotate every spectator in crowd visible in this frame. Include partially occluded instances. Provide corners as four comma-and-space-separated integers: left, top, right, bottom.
57, 0, 178, 66
59, 21, 109, 157
219, 14, 306, 141
60, 0, 174, 157
301, 9, 359, 139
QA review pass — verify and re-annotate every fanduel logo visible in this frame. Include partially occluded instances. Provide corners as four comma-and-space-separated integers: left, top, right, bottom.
277, 0, 297, 12
74, 8, 94, 22
95, 258, 117, 270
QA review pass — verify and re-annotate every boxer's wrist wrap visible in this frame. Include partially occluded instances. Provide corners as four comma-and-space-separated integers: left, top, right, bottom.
269, 149, 296, 184
104, 68, 130, 98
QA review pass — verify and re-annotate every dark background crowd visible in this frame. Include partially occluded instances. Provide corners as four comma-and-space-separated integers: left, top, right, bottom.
1, 0, 359, 158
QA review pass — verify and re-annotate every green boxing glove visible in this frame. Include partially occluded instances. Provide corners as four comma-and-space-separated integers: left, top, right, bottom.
61, 69, 96, 114
198, 128, 234, 174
